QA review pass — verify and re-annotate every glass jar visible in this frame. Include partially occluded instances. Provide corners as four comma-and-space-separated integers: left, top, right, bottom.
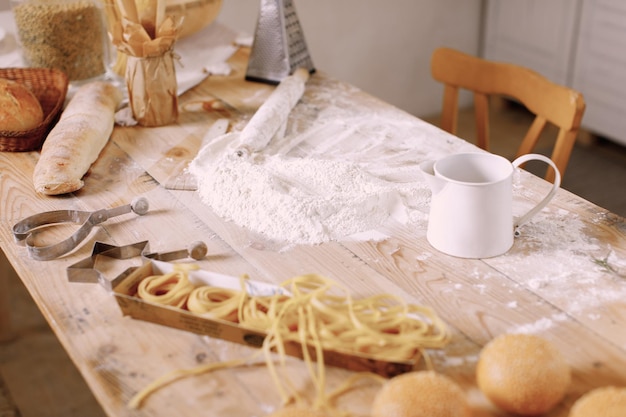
11, 0, 111, 82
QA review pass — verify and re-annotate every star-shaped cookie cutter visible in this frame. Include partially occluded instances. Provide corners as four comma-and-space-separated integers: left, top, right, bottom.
66, 240, 208, 290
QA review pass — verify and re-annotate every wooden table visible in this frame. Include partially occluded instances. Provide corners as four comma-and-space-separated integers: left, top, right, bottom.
2, 44, 626, 417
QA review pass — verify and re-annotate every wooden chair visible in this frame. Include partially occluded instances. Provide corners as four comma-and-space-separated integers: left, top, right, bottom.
430, 47, 586, 182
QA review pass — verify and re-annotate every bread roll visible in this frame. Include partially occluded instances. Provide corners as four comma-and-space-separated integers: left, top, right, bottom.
0, 78, 44, 131
33, 81, 122, 195
476, 333, 571, 416
268, 407, 330, 417
371, 370, 471, 417
569, 386, 626, 417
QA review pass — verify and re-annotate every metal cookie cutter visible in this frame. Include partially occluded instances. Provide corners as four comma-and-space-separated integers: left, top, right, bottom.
12, 197, 150, 261
66, 240, 208, 290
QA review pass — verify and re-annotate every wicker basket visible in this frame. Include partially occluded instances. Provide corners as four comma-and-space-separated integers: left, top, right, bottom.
0, 68, 69, 152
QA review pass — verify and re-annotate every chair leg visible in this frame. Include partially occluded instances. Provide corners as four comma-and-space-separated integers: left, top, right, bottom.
548, 130, 578, 183
516, 117, 547, 157
474, 93, 490, 150
440, 85, 459, 134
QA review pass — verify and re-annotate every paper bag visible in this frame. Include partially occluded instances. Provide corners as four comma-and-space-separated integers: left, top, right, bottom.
126, 51, 178, 127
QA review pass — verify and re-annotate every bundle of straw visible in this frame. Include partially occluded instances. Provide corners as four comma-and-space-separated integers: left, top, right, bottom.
103, 0, 181, 126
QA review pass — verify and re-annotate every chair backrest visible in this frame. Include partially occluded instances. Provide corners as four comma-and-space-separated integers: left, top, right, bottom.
430, 47, 586, 182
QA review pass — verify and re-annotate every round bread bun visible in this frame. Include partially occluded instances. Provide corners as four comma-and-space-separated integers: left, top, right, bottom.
569, 386, 626, 417
476, 333, 570, 416
267, 407, 330, 417
371, 370, 471, 417
0, 78, 44, 132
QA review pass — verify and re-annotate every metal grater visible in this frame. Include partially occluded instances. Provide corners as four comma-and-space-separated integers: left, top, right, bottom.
245, 0, 315, 85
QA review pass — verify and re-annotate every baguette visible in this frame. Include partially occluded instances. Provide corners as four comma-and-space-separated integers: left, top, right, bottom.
33, 81, 122, 195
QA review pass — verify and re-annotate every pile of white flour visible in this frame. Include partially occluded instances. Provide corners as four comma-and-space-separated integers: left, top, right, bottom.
192, 152, 428, 246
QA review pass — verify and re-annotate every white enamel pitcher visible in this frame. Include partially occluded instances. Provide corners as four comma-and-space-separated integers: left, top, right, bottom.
419, 153, 561, 259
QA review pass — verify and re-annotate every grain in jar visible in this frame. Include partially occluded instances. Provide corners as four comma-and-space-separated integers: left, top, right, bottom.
12, 0, 108, 81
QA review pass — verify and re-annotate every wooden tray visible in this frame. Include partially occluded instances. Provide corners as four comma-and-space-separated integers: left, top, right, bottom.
110, 260, 420, 378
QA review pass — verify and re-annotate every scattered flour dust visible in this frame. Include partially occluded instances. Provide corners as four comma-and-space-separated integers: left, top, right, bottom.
509, 313, 568, 334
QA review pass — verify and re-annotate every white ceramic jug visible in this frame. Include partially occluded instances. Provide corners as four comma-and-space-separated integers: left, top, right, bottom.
419, 153, 561, 259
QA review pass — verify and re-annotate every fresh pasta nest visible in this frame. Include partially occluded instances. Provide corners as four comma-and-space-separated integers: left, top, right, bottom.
116, 260, 449, 364
111, 260, 450, 410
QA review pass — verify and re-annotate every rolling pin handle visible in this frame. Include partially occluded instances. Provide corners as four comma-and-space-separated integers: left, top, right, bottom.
188, 241, 208, 260
131, 197, 150, 215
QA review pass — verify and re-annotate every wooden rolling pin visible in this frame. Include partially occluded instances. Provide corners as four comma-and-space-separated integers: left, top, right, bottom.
233, 67, 311, 156
188, 68, 311, 186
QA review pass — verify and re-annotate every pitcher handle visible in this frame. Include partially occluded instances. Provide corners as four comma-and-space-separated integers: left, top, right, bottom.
513, 153, 561, 233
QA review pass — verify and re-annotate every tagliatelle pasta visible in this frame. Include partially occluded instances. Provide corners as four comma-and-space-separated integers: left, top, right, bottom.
187, 285, 245, 322
135, 264, 198, 308
129, 267, 450, 413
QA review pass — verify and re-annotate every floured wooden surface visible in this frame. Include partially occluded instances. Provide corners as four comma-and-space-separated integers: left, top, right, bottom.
0, 47, 625, 417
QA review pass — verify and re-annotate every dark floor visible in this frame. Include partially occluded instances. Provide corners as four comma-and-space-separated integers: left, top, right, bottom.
1, 104, 625, 417
559, 137, 626, 216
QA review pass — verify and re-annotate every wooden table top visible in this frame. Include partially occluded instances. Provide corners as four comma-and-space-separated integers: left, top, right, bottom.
1, 45, 626, 417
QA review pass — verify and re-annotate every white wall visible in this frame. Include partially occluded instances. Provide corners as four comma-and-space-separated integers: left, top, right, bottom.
217, 0, 483, 117
0, 0, 483, 116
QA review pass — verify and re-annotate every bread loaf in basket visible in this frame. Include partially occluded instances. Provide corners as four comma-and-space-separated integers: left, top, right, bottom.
0, 68, 69, 152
